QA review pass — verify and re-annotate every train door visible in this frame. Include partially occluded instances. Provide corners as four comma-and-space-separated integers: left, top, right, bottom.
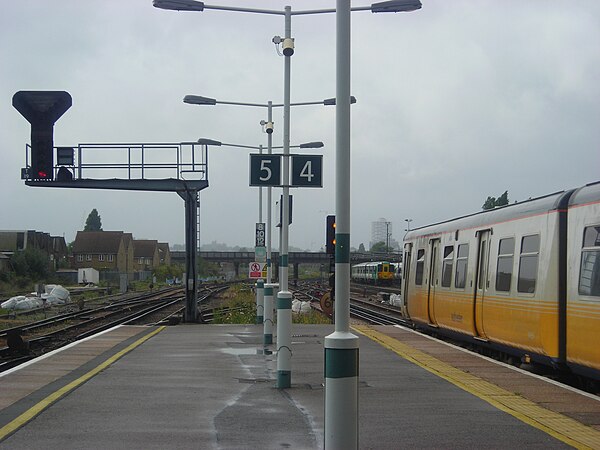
473, 229, 491, 339
427, 239, 440, 325
402, 243, 412, 315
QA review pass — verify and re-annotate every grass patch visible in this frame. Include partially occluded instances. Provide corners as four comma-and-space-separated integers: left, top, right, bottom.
210, 284, 332, 325
293, 310, 332, 324
211, 285, 256, 324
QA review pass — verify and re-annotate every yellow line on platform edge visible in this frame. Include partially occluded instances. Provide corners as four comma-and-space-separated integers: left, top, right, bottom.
0, 326, 166, 442
353, 325, 600, 450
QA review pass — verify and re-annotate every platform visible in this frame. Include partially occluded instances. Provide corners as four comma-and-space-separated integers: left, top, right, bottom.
1, 323, 600, 449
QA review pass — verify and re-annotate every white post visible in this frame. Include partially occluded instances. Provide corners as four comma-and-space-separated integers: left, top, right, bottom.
276, 5, 293, 389
263, 283, 274, 345
256, 144, 265, 324
325, 2, 359, 449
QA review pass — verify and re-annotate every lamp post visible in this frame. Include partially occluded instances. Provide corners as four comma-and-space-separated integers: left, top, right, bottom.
154, 0, 421, 445
385, 221, 392, 253
326, 2, 421, 449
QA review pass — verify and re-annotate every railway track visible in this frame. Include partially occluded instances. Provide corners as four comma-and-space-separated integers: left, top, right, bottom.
0, 284, 228, 373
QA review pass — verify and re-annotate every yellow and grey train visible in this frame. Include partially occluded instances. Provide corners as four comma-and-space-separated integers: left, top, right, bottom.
351, 261, 396, 285
401, 181, 600, 382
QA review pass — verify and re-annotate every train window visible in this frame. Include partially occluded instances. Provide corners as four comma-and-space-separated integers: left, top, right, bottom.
496, 238, 515, 292
579, 226, 600, 297
415, 249, 425, 285
455, 244, 469, 289
517, 235, 540, 293
441, 245, 454, 287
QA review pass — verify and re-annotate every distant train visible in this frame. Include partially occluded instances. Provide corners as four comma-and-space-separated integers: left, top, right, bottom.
401, 181, 600, 384
351, 261, 397, 285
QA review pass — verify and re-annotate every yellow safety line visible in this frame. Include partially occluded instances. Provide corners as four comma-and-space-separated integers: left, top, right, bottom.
353, 325, 600, 450
0, 326, 166, 442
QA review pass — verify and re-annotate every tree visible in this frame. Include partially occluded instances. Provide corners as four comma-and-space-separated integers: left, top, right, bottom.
84, 209, 103, 231
496, 191, 509, 207
358, 243, 366, 253
10, 248, 48, 279
482, 191, 509, 210
371, 241, 392, 253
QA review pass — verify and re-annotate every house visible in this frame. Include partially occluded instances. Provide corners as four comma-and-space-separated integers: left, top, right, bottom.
72, 231, 134, 275
158, 243, 171, 265
133, 240, 160, 272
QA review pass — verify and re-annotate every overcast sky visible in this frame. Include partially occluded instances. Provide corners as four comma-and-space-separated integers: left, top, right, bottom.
1, 1, 599, 251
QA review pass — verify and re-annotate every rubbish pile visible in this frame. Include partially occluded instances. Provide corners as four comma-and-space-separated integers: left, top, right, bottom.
1, 285, 71, 311
291, 299, 312, 314
389, 293, 403, 307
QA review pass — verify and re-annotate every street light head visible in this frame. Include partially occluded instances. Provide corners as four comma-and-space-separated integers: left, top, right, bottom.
153, 0, 204, 11
371, 0, 422, 13
323, 96, 357, 106
299, 141, 324, 149
184, 95, 217, 105
197, 138, 222, 146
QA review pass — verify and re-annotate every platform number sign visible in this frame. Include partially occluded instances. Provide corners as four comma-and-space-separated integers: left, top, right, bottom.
249, 154, 281, 186
291, 155, 322, 187
255, 223, 266, 247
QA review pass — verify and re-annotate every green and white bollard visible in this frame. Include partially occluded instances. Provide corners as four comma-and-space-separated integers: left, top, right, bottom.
255, 279, 264, 324
276, 290, 292, 388
263, 283, 274, 345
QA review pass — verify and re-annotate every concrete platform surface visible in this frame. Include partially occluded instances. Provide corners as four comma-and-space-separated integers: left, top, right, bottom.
0, 323, 590, 449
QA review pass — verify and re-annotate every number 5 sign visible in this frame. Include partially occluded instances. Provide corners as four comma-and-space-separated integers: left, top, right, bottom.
291, 155, 322, 187
249, 154, 281, 186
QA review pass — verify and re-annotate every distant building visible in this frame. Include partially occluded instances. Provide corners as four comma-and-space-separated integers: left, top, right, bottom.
158, 243, 171, 265
133, 240, 160, 272
72, 231, 134, 275
370, 219, 399, 251
0, 230, 67, 271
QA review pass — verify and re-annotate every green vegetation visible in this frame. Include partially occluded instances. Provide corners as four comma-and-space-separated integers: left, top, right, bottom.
211, 283, 332, 324
84, 208, 103, 231
211, 285, 256, 324
293, 310, 331, 324
482, 191, 509, 210
153, 263, 184, 282
371, 241, 393, 253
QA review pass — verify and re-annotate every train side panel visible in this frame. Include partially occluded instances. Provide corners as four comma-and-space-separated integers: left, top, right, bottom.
567, 183, 600, 376
404, 192, 566, 363
479, 212, 560, 357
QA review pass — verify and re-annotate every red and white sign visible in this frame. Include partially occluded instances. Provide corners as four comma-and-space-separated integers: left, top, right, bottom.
249, 261, 267, 279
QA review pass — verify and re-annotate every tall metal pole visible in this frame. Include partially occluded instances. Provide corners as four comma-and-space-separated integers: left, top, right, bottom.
267, 102, 273, 285
276, 5, 293, 389
182, 189, 199, 322
256, 145, 265, 324
264, 101, 274, 346
325, 1, 359, 448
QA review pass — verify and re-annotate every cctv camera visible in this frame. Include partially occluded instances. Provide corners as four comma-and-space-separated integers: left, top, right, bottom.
282, 38, 294, 57
265, 121, 274, 134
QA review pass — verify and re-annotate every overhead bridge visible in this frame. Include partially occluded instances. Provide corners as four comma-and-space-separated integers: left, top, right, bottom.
171, 251, 401, 279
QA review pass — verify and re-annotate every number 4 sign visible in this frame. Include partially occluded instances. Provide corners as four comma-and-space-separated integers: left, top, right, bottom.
291, 155, 322, 187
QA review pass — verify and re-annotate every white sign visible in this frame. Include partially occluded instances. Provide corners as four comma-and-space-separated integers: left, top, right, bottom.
249, 261, 267, 279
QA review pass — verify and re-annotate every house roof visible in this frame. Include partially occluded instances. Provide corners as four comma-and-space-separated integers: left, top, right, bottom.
72, 231, 124, 254
158, 243, 170, 254
134, 240, 158, 258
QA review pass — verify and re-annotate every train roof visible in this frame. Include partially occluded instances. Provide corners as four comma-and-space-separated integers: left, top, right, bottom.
404, 184, 594, 240
569, 181, 600, 208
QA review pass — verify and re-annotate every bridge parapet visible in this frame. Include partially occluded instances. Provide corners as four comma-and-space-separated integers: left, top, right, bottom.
171, 251, 401, 265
